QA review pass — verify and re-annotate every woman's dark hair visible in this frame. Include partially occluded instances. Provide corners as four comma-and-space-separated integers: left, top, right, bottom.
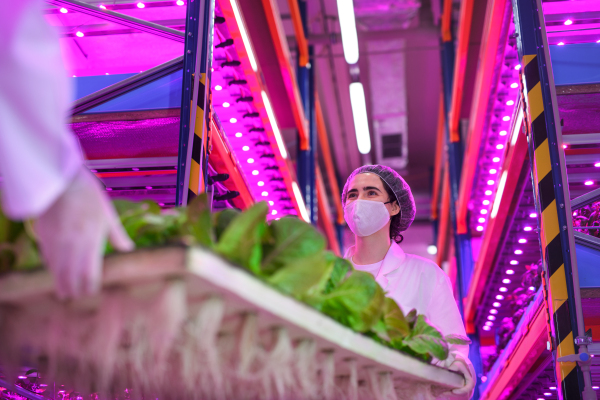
380, 177, 404, 244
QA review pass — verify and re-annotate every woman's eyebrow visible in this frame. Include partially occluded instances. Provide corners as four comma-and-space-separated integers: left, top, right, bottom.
363, 186, 382, 192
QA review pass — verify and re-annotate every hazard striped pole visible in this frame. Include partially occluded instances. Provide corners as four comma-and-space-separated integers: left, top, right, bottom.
512, 0, 589, 398
176, 0, 215, 206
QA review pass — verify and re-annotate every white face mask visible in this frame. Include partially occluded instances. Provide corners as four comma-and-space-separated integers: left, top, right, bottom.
344, 199, 391, 237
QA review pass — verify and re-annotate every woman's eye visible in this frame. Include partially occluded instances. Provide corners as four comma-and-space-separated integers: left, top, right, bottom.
368, 191, 377, 196
348, 193, 356, 198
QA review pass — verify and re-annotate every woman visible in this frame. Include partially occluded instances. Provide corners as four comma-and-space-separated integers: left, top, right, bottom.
342, 165, 475, 399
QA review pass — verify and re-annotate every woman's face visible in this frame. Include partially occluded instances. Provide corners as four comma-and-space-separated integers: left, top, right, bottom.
345, 173, 400, 216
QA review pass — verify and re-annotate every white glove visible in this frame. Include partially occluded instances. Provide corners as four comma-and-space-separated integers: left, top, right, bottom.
35, 168, 134, 299
443, 358, 476, 399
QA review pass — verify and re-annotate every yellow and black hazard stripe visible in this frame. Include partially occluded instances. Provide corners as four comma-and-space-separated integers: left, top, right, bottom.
522, 54, 579, 398
188, 73, 210, 201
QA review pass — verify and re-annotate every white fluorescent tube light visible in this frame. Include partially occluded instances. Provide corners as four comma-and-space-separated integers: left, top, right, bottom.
336, 0, 359, 64
490, 170, 508, 219
510, 108, 524, 146
261, 91, 287, 159
292, 181, 310, 222
349, 82, 371, 154
230, 0, 258, 72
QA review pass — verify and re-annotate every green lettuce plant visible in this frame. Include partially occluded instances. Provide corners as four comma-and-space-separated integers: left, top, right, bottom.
0, 195, 469, 362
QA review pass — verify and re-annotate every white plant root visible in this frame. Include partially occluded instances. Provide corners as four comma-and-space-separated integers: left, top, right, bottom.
0, 279, 440, 400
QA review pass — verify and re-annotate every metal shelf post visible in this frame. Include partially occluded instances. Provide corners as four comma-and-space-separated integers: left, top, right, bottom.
512, 0, 592, 398
176, 0, 215, 206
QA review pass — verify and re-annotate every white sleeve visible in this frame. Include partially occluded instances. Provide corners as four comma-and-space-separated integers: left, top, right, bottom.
0, 0, 82, 220
426, 268, 475, 370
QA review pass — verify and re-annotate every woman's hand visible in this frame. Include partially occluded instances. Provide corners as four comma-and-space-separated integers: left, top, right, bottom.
444, 358, 475, 399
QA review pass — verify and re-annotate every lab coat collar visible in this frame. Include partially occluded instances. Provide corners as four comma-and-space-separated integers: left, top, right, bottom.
344, 242, 407, 290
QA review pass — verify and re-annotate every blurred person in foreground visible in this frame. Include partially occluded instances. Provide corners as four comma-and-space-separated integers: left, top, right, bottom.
0, 0, 134, 299
342, 165, 476, 399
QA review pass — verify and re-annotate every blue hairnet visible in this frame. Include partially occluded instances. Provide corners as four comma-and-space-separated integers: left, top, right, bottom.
341, 165, 416, 233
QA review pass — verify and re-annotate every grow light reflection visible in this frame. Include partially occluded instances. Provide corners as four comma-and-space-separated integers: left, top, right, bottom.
493, 157, 500, 162
478, 217, 486, 223
235, 132, 242, 138
493, 302, 501, 307
496, 294, 504, 300
215, 85, 223, 91
247, 158, 254, 164
271, 210, 278, 215
230, 118, 237, 123
137, 2, 145, 8
594, 162, 600, 167
499, 287, 508, 292
485, 321, 494, 326
585, 180, 594, 186
60, 7, 68, 13
510, 260, 518, 265
487, 180, 495, 185
564, 19, 573, 26
268, 201, 274, 206
261, 91, 288, 159
261, 191, 268, 197
499, 130, 508, 136
257, 181, 264, 187
482, 199, 490, 205
510, 82, 518, 89
242, 146, 249, 151
252, 170, 259, 175
490, 309, 498, 314
496, 144, 504, 150
483, 326, 491, 331
476, 226, 484, 232
489, 169, 497, 174
524, 226, 532, 231
485, 190, 493, 195
480, 209, 488, 215
230, 0, 258, 71
514, 249, 523, 255
506, 269, 515, 275
502, 279, 511, 284
76, 31, 84, 37
488, 315, 496, 321
518, 238, 527, 243
502, 116, 510, 122
529, 212, 537, 218
514, 64, 521, 70
558, 42, 565, 46
176, 0, 184, 5
223, 102, 230, 108
292, 181, 310, 222
506, 100, 514, 106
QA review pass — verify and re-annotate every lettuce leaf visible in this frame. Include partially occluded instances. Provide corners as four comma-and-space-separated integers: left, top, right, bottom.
320, 271, 384, 332
261, 217, 326, 275
403, 315, 449, 361
215, 202, 268, 275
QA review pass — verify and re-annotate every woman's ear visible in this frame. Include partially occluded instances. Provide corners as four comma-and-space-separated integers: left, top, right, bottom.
389, 201, 401, 216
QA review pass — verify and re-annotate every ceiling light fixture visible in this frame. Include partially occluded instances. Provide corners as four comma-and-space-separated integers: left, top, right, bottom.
336, 0, 359, 64
349, 82, 371, 154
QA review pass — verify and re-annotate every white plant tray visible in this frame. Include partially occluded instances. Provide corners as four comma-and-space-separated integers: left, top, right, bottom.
0, 247, 463, 400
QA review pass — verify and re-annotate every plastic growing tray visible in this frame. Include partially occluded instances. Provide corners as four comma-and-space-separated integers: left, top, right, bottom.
0, 247, 463, 400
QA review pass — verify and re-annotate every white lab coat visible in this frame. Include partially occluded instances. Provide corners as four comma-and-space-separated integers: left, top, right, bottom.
0, 0, 82, 220
345, 242, 476, 393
